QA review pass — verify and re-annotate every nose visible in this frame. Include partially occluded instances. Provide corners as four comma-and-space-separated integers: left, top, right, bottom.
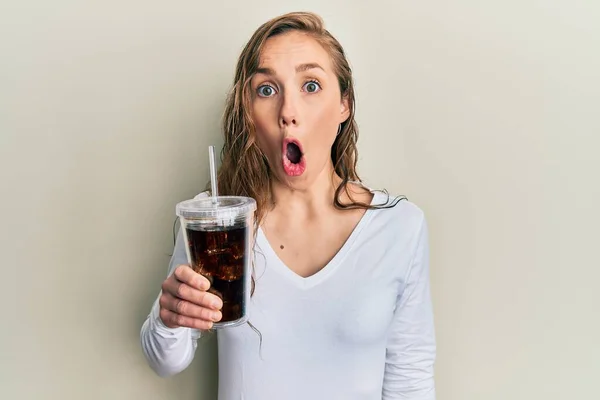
279, 90, 299, 128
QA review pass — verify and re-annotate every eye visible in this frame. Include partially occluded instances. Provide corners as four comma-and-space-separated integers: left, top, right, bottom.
303, 80, 321, 93
257, 84, 277, 97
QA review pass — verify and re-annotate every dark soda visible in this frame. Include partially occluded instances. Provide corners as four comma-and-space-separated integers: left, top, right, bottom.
185, 224, 247, 323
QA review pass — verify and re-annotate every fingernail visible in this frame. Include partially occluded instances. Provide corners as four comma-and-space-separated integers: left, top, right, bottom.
212, 312, 222, 322
212, 301, 222, 309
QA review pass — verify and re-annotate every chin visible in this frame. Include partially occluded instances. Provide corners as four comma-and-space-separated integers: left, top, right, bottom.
279, 172, 313, 191
276, 164, 333, 193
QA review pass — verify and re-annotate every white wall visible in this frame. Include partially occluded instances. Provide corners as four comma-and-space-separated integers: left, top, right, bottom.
1, 1, 598, 399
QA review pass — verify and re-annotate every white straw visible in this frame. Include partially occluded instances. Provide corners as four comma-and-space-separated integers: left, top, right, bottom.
209, 145, 218, 204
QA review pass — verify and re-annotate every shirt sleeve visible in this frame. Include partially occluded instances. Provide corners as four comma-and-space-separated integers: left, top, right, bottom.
139, 222, 202, 377
383, 215, 437, 399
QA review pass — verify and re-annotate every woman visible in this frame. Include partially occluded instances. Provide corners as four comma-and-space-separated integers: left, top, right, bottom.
141, 11, 436, 400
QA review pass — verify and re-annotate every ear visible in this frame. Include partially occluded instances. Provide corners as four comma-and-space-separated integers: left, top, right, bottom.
340, 96, 350, 123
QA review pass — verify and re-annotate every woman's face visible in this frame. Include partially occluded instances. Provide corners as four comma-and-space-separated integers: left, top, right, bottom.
250, 31, 349, 190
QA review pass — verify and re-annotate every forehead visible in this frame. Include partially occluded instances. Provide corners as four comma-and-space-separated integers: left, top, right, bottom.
258, 31, 333, 72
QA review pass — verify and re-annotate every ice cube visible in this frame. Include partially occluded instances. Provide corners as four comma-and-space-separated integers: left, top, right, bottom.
216, 263, 242, 281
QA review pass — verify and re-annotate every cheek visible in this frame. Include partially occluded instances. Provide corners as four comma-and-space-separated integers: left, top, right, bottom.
307, 100, 340, 146
252, 103, 280, 157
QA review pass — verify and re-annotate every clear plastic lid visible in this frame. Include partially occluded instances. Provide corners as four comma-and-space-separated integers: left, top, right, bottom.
176, 196, 257, 221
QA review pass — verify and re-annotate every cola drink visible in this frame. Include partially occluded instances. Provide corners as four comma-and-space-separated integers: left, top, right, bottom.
185, 224, 247, 322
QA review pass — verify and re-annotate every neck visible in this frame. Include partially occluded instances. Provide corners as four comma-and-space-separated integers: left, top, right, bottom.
270, 162, 342, 219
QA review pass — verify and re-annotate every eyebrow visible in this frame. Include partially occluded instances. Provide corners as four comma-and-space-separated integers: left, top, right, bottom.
255, 63, 326, 76
295, 63, 325, 73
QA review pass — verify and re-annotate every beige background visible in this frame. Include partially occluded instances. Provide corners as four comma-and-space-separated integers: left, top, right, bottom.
1, 1, 599, 399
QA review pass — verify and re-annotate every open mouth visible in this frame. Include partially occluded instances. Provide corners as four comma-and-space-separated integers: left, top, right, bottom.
286, 142, 302, 164
282, 138, 306, 176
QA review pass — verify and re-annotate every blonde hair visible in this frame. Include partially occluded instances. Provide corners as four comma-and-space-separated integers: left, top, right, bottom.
217, 11, 370, 226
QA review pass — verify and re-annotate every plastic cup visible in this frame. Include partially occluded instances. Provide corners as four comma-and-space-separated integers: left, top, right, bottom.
176, 196, 256, 328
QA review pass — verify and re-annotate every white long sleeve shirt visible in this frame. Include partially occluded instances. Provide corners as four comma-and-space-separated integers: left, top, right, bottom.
140, 190, 436, 399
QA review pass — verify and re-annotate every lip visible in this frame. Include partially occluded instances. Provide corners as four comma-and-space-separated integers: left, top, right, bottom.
282, 137, 306, 177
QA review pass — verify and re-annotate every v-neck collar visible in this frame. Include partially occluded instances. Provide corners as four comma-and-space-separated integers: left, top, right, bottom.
255, 190, 384, 289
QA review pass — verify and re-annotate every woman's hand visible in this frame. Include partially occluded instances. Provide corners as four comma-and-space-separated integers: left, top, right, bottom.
158, 265, 223, 330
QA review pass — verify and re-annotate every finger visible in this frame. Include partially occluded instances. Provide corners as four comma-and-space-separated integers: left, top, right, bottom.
173, 265, 211, 291
162, 277, 223, 310
177, 283, 223, 310
160, 292, 222, 322
159, 307, 214, 330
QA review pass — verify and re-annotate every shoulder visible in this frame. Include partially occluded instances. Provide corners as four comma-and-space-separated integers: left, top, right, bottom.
369, 189, 426, 239
351, 182, 424, 221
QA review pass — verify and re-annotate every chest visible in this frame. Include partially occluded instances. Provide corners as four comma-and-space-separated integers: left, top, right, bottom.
262, 210, 366, 278
220, 271, 399, 367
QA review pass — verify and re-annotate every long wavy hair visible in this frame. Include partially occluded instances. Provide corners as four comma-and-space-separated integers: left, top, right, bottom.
217, 11, 378, 225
